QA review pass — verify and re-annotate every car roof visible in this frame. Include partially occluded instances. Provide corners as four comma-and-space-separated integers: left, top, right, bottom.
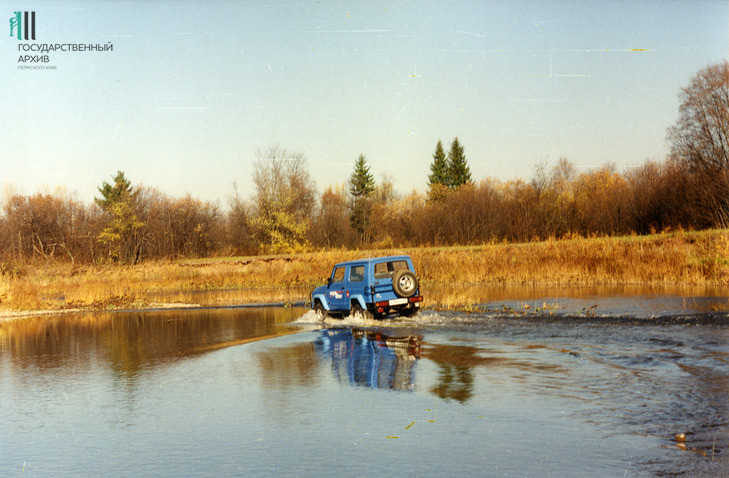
334, 255, 411, 267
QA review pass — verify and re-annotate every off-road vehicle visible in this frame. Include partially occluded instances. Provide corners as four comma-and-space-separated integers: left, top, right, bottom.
310, 255, 423, 319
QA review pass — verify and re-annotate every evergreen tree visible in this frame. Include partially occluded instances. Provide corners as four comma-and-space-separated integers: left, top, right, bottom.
348, 154, 376, 240
428, 140, 450, 187
349, 154, 375, 198
95, 171, 145, 263
95, 171, 133, 211
447, 137, 472, 188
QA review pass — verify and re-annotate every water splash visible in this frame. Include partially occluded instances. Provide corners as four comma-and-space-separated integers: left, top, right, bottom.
293, 309, 475, 329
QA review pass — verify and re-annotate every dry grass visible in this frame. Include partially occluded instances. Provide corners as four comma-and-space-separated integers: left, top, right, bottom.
1, 229, 727, 313
412, 229, 729, 286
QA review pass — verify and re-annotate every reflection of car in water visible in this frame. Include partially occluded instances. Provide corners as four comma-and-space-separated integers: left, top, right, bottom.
314, 328, 422, 392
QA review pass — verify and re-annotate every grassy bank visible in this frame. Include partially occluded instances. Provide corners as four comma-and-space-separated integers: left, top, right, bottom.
1, 230, 727, 314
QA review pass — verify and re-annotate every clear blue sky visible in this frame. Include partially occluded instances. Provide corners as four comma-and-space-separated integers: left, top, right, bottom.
2, 0, 727, 205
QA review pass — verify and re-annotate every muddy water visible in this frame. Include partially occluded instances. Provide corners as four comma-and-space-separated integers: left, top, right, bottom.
1, 301, 727, 476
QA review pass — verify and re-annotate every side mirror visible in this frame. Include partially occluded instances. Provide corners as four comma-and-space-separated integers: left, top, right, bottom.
327, 278, 332, 287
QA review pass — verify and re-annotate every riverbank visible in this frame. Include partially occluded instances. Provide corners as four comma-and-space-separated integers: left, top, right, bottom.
1, 229, 727, 315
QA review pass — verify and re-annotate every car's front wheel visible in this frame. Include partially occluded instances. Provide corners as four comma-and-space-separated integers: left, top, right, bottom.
314, 301, 328, 318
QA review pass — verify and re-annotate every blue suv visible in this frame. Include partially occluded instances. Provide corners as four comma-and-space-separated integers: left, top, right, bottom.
311, 255, 423, 319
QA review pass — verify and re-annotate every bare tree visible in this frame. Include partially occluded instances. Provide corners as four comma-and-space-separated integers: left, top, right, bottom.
667, 61, 729, 226
310, 185, 353, 248
226, 182, 254, 254
1, 192, 98, 264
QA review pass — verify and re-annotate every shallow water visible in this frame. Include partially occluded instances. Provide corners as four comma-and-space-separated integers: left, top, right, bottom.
142, 283, 729, 313
1, 299, 727, 476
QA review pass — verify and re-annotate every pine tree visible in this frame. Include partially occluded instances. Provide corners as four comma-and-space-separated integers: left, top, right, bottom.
428, 140, 450, 188
447, 137, 472, 188
349, 154, 375, 199
95, 171, 133, 211
348, 154, 375, 240
95, 171, 145, 263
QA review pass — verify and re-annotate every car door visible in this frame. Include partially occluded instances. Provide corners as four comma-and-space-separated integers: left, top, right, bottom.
327, 265, 347, 310
346, 264, 366, 306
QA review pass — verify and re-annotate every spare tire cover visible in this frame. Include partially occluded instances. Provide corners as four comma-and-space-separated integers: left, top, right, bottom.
392, 269, 418, 298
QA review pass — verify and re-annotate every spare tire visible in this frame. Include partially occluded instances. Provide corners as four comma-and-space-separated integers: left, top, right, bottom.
392, 269, 418, 298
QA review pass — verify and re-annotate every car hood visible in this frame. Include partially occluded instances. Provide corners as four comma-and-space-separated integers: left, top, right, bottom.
312, 285, 328, 295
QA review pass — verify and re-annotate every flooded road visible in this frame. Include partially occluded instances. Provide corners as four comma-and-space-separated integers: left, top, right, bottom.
1, 300, 727, 476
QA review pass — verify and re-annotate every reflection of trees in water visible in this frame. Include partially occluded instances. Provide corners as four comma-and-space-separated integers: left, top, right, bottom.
425, 345, 480, 403
423, 343, 570, 404
431, 363, 474, 403
248, 339, 323, 418
254, 341, 320, 389
0, 308, 301, 380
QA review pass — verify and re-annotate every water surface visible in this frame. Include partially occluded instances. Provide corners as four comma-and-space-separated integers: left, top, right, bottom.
1, 300, 727, 476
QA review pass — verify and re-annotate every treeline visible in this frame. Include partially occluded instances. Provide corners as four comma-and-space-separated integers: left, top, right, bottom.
361, 157, 723, 246
0, 154, 723, 265
1, 61, 726, 265
0, 185, 226, 265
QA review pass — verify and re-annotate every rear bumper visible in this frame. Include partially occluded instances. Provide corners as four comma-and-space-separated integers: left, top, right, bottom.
372, 295, 423, 314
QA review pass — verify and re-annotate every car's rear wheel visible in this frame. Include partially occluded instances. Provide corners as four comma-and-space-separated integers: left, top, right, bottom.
372, 309, 387, 320
393, 270, 418, 298
399, 306, 419, 318
351, 302, 373, 319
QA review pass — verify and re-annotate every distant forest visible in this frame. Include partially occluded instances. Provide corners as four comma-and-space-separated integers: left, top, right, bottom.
1, 61, 727, 265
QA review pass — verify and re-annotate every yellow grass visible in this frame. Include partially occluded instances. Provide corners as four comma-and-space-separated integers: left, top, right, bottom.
1, 229, 727, 314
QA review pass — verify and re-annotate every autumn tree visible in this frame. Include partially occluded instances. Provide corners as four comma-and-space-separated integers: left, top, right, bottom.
372, 174, 398, 206
625, 160, 689, 233
226, 182, 254, 254
348, 154, 376, 242
531, 158, 577, 238
251, 145, 316, 252
142, 190, 223, 258
95, 171, 145, 263
310, 185, 352, 248
573, 165, 631, 236
667, 60, 729, 226
1, 191, 97, 263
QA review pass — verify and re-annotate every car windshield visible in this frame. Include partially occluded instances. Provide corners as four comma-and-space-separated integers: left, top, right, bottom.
331, 266, 345, 282
373, 260, 410, 279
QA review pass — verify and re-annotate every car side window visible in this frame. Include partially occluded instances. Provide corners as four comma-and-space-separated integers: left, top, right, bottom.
374, 260, 411, 279
374, 262, 389, 279
332, 266, 345, 283
349, 265, 364, 282
392, 261, 410, 272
